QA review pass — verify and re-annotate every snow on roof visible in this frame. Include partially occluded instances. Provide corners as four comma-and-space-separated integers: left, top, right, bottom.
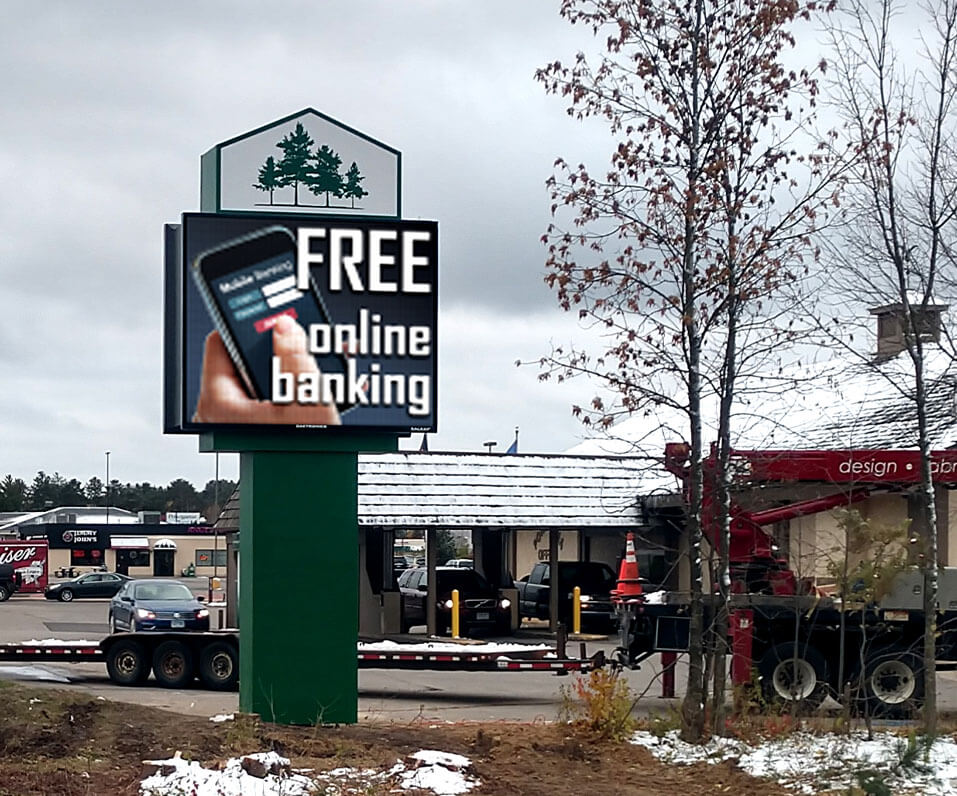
358, 452, 656, 528
567, 346, 957, 459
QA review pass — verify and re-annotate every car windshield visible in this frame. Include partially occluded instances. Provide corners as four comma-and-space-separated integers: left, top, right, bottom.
436, 570, 491, 594
133, 583, 194, 601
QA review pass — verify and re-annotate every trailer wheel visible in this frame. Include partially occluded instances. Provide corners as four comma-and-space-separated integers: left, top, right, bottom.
0, 585, 9, 602
863, 651, 924, 718
106, 639, 150, 686
199, 641, 238, 690
152, 640, 195, 688
759, 642, 829, 712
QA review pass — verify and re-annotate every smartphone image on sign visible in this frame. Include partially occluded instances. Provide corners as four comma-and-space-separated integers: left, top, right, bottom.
191, 226, 335, 402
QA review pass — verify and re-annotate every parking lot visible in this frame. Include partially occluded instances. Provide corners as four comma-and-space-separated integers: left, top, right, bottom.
7, 593, 957, 723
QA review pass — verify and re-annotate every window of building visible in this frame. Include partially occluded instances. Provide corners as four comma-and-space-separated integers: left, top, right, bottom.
117, 549, 150, 568
195, 549, 227, 568
70, 548, 104, 566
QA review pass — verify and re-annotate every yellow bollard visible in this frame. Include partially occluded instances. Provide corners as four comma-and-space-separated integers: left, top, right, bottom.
573, 586, 581, 635
451, 589, 460, 638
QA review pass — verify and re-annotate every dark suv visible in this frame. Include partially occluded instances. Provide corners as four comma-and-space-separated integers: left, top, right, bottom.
0, 564, 20, 602
397, 566, 511, 636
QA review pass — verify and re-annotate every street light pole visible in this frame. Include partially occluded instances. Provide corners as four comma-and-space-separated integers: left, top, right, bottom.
104, 451, 110, 526
213, 452, 219, 588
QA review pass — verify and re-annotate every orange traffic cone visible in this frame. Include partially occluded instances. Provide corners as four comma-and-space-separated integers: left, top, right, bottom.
613, 531, 643, 601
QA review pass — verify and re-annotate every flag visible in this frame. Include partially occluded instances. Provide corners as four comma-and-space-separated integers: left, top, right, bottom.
505, 427, 518, 454
418, 433, 429, 452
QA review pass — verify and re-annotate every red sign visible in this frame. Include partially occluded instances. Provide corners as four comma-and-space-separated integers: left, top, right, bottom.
727, 449, 957, 485
0, 541, 48, 593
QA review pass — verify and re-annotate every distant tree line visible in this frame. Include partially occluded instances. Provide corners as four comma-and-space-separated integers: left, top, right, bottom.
0, 472, 237, 521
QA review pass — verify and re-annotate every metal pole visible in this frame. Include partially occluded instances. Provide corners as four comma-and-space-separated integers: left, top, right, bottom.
104, 451, 110, 526
214, 453, 219, 579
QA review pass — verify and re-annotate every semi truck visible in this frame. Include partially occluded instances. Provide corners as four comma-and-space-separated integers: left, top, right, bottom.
615, 444, 957, 716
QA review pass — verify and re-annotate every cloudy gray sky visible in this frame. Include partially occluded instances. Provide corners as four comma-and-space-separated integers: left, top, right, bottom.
0, 1, 615, 487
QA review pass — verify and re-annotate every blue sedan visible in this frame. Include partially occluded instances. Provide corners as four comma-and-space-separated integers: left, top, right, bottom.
108, 579, 210, 633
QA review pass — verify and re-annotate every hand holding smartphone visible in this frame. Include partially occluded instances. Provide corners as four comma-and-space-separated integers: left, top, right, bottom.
190, 226, 342, 425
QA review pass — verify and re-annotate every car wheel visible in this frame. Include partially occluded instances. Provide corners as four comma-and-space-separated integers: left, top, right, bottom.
199, 641, 238, 691
59, 589, 74, 602
759, 642, 829, 712
0, 586, 9, 602
152, 640, 195, 688
108, 614, 117, 634
105, 639, 150, 686
861, 651, 924, 719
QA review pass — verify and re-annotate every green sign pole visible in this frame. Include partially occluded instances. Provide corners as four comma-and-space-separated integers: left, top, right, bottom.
202, 432, 397, 725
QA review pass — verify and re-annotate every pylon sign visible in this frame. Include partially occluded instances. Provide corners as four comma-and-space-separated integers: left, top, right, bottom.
164, 110, 437, 437
201, 108, 401, 218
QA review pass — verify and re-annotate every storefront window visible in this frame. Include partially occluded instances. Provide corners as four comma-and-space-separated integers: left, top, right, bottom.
71, 548, 104, 566
195, 549, 227, 568
117, 550, 150, 568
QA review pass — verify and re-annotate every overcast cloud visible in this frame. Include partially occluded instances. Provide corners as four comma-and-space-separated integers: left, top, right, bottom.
0, 1, 616, 487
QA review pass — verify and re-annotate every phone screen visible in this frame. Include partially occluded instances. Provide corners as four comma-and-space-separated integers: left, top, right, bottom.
193, 227, 331, 400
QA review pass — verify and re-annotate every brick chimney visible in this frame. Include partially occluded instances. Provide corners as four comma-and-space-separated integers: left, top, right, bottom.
869, 297, 948, 357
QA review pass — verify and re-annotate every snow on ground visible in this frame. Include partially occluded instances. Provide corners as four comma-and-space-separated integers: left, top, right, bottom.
17, 638, 100, 646
0, 665, 71, 683
632, 729, 957, 795
358, 640, 553, 655
140, 748, 479, 796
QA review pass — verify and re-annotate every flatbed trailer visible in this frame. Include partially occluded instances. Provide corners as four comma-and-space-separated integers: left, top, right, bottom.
0, 632, 604, 691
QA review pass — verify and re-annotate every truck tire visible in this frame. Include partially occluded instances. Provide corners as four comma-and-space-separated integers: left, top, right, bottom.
759, 642, 829, 711
0, 585, 9, 602
152, 640, 195, 688
862, 650, 924, 718
105, 639, 150, 686
199, 641, 238, 691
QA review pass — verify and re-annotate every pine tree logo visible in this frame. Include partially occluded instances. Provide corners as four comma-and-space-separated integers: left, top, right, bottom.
252, 122, 369, 209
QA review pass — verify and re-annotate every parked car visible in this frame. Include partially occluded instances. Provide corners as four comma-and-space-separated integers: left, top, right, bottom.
393, 557, 411, 571
444, 559, 473, 568
515, 561, 618, 630
0, 564, 20, 602
45, 572, 131, 602
108, 579, 210, 633
398, 566, 511, 635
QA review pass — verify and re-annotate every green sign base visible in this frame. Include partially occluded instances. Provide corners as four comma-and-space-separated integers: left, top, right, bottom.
201, 432, 398, 725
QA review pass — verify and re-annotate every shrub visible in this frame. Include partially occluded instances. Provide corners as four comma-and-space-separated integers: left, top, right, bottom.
559, 668, 636, 741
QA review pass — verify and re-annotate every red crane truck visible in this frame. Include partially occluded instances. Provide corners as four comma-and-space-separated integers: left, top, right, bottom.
615, 444, 957, 716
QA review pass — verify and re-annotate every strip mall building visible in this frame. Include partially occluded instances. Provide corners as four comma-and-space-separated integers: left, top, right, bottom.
0, 508, 227, 577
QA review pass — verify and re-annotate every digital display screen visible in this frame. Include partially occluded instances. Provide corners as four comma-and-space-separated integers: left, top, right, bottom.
166, 213, 438, 434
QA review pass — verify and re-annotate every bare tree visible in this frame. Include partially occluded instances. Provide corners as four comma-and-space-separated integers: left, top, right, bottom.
822, 0, 957, 735
537, 0, 846, 739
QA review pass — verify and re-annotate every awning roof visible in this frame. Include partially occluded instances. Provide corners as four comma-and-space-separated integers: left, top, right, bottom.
110, 536, 149, 550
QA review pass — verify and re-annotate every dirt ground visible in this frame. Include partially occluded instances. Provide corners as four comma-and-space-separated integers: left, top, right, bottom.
0, 680, 792, 796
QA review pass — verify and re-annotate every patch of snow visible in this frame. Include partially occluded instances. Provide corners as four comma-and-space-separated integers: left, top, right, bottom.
641, 590, 666, 604
358, 640, 553, 655
632, 729, 957, 795
209, 713, 234, 723
0, 665, 71, 683
18, 638, 100, 646
400, 750, 477, 794
141, 749, 479, 796
141, 751, 314, 796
